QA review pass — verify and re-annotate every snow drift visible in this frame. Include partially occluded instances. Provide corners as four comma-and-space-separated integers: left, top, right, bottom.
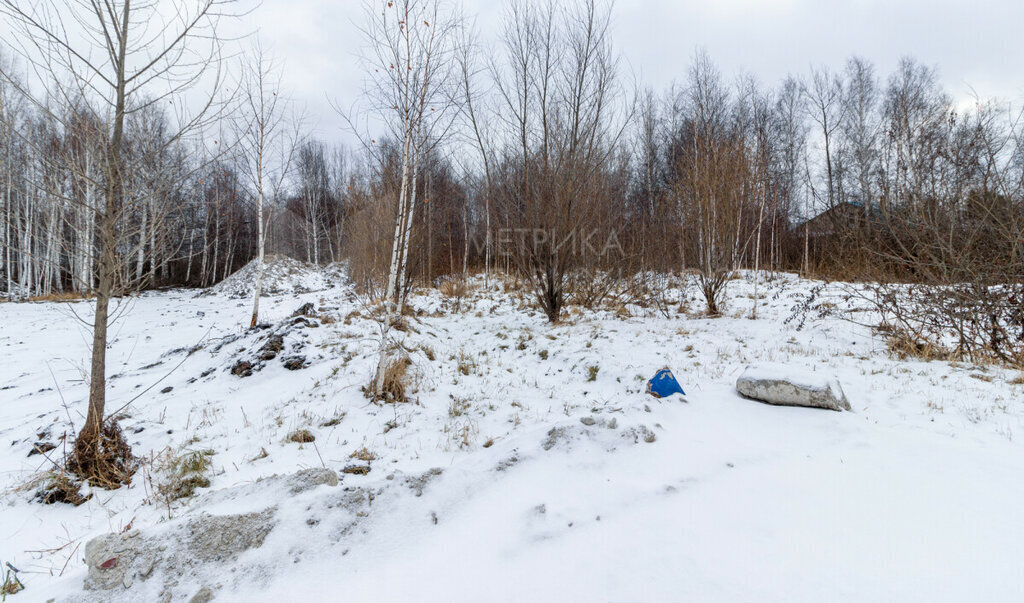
198, 255, 345, 299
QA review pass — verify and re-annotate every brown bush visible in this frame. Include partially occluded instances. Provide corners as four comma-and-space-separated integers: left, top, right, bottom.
67, 420, 136, 489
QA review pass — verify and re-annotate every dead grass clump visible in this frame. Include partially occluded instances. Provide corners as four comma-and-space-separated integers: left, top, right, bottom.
392, 316, 410, 332
448, 396, 471, 418
27, 291, 91, 303
885, 328, 950, 362
157, 472, 209, 502
67, 420, 136, 489
2, 564, 25, 597
36, 471, 91, 506
456, 351, 477, 376
320, 413, 346, 427
156, 449, 214, 502
439, 278, 469, 299
378, 356, 413, 403
349, 447, 376, 461
288, 429, 316, 443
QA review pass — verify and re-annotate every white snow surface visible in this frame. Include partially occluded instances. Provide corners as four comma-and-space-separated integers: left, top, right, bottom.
1, 271, 1022, 602
739, 362, 843, 391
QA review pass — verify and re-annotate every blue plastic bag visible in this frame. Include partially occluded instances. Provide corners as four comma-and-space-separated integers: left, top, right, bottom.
647, 367, 686, 398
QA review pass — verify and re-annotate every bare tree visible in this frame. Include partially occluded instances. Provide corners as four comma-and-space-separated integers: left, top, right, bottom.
801, 66, 846, 273
349, 0, 462, 401
491, 0, 628, 323
235, 39, 303, 327
670, 51, 749, 315
804, 66, 846, 209
455, 15, 495, 285
841, 57, 882, 217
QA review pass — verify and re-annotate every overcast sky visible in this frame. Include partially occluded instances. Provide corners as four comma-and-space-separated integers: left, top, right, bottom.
5, 1, 1019, 144
250, 0, 1024, 145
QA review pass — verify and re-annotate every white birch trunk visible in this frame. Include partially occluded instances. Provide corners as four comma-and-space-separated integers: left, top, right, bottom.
136, 203, 147, 281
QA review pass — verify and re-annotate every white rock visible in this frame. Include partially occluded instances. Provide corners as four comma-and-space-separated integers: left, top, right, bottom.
736, 364, 850, 411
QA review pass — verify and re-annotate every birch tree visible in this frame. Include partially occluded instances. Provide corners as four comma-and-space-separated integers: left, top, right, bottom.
350, 0, 461, 401
236, 40, 303, 327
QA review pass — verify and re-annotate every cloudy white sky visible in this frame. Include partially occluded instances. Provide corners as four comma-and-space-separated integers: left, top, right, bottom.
4, 1, 1019, 143
250, 0, 1024, 145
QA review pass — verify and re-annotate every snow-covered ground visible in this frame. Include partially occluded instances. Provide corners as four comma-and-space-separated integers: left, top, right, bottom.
1, 268, 1022, 602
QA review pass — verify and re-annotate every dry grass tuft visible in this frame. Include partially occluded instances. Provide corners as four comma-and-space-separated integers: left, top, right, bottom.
349, 447, 376, 461
156, 448, 214, 501
25, 291, 92, 303
382, 357, 412, 403
439, 278, 469, 299
288, 429, 316, 443
67, 420, 136, 490
36, 471, 91, 506
320, 413, 346, 427
885, 328, 950, 362
2, 564, 25, 596
456, 351, 477, 376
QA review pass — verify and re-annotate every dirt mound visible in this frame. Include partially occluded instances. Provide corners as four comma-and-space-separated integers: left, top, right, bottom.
198, 255, 344, 298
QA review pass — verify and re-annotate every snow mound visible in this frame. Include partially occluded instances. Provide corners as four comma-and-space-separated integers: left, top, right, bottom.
198, 255, 345, 298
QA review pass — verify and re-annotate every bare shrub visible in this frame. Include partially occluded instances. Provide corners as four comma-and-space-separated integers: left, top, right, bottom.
867, 282, 1024, 366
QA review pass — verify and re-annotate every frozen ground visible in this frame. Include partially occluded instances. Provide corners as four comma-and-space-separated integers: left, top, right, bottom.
0, 268, 1022, 602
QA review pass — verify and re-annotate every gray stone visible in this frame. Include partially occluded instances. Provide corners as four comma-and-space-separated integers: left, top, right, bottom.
579, 416, 596, 426
621, 425, 657, 444
284, 467, 338, 494
541, 427, 566, 451
83, 531, 143, 590
736, 364, 850, 411
185, 509, 275, 563
84, 509, 275, 592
